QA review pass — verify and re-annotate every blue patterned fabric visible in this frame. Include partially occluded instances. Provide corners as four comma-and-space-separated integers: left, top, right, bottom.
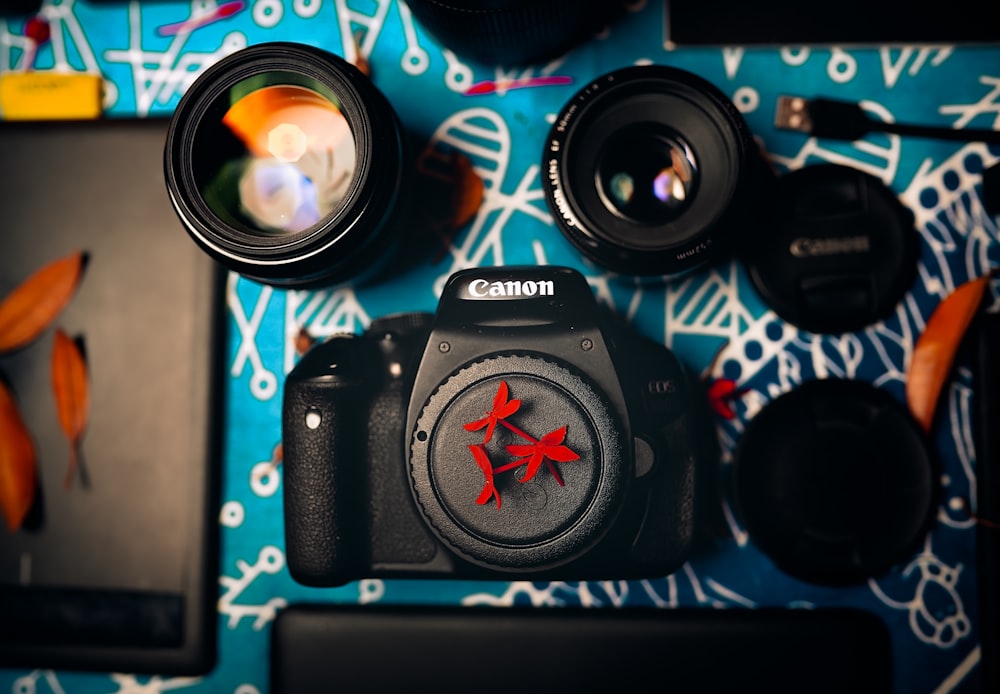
1, 1, 998, 692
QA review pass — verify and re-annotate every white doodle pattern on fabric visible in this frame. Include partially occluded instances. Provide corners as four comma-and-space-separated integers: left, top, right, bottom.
229, 275, 280, 400
284, 285, 370, 374
870, 538, 971, 648
12, 671, 66, 694
104, 2, 246, 115
106, 675, 203, 694
218, 546, 288, 630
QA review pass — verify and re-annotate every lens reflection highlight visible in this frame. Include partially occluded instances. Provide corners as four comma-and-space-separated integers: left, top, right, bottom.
597, 130, 697, 226
205, 81, 356, 235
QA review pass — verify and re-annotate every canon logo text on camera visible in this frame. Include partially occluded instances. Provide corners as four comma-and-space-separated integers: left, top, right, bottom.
789, 235, 871, 258
467, 278, 555, 298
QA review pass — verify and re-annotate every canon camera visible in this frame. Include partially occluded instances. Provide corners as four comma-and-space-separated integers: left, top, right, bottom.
282, 266, 711, 586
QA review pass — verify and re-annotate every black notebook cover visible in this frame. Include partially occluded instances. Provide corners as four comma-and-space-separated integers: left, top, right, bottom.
665, 0, 1000, 46
0, 118, 223, 675
271, 604, 893, 694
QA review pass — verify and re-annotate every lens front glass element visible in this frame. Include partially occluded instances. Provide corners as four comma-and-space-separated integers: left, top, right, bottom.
596, 129, 697, 226
198, 73, 357, 236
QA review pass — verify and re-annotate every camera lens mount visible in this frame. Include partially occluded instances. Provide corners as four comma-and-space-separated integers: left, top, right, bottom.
164, 42, 408, 288
543, 65, 760, 277
409, 354, 627, 572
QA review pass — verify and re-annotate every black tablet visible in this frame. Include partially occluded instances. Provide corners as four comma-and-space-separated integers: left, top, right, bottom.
0, 118, 223, 675
665, 0, 999, 46
270, 603, 893, 693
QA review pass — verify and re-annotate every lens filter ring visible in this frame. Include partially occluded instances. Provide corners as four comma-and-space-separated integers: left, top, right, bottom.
408, 353, 627, 572
543, 64, 759, 277
164, 42, 407, 287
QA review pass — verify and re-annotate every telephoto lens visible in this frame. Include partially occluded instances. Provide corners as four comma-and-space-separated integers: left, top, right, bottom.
543, 64, 766, 278
164, 42, 408, 288
404, 0, 625, 66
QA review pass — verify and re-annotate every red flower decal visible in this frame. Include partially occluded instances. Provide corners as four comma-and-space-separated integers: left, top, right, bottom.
463, 380, 521, 444
469, 444, 501, 509
499, 426, 578, 484
464, 382, 580, 508
706, 378, 746, 420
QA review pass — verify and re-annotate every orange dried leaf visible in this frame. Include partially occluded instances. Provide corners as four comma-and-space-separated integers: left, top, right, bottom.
906, 274, 991, 432
0, 250, 87, 354
421, 151, 485, 230
0, 379, 38, 531
448, 153, 485, 230
294, 327, 316, 356
420, 152, 486, 261
51, 329, 90, 488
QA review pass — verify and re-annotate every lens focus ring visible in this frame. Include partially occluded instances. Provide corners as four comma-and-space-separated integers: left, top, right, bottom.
164, 42, 407, 288
543, 64, 760, 278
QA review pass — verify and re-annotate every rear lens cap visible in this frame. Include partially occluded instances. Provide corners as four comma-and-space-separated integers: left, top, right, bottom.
741, 164, 918, 333
733, 379, 935, 586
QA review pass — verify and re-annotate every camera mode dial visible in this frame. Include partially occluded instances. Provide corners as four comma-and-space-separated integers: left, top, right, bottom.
408, 353, 628, 572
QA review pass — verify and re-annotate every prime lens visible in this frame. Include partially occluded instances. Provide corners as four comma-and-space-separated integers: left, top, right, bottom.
164, 42, 408, 288
543, 65, 762, 278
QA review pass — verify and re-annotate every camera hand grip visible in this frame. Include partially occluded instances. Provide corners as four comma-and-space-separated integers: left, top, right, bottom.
624, 344, 711, 571
629, 415, 701, 570
282, 339, 369, 586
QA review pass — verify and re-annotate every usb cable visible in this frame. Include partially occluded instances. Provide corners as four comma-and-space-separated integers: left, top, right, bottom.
775, 95, 1000, 144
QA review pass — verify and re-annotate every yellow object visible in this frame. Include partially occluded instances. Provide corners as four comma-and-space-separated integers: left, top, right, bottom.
0, 72, 104, 120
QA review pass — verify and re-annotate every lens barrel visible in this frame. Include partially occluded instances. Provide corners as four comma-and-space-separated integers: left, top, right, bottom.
404, 0, 624, 66
543, 65, 761, 278
164, 42, 408, 288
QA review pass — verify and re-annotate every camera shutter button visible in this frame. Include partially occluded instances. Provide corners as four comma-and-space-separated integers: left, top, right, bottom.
367, 312, 433, 338
289, 335, 365, 381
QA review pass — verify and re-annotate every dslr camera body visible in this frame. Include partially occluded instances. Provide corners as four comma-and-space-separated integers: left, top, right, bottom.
282, 266, 711, 586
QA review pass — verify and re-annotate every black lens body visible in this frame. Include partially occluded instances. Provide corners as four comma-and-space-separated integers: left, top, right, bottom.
282, 266, 712, 587
404, 0, 625, 65
543, 65, 765, 278
164, 42, 408, 288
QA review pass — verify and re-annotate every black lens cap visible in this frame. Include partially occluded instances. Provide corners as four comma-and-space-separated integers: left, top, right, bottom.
733, 379, 935, 586
741, 164, 918, 333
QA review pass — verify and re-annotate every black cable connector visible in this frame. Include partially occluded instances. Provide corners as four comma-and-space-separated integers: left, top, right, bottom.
775, 95, 1000, 145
